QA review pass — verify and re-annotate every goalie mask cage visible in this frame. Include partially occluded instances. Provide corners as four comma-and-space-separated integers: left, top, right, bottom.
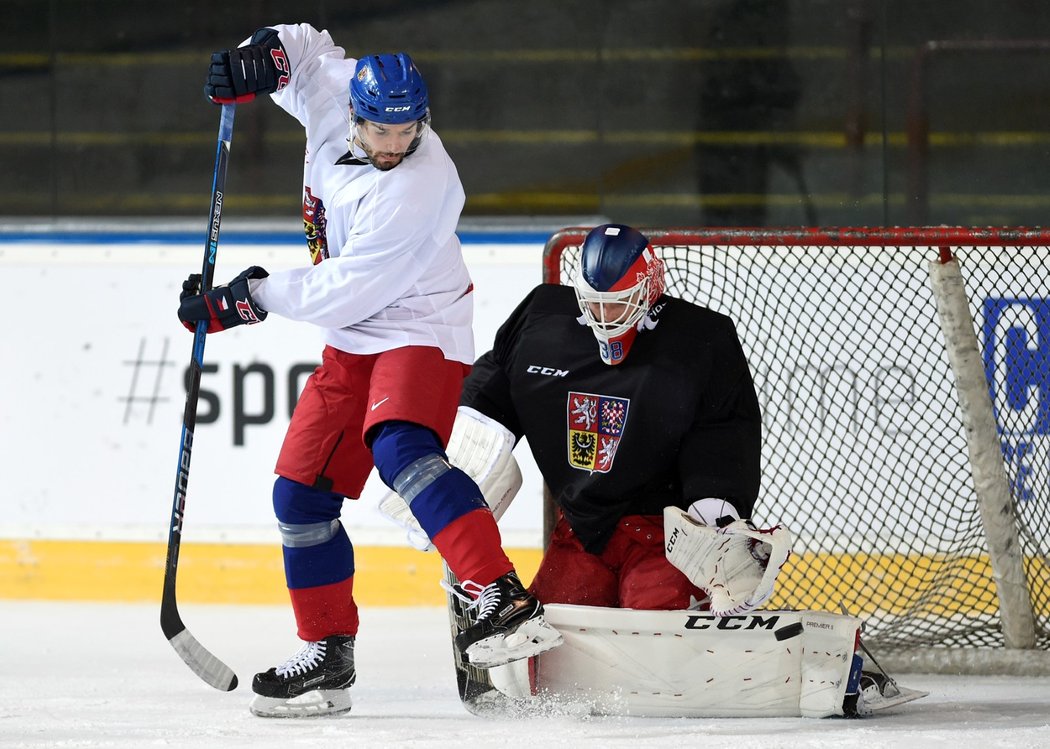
542, 227, 1050, 672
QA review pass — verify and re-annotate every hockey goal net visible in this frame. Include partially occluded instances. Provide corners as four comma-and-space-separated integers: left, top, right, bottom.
542, 227, 1049, 664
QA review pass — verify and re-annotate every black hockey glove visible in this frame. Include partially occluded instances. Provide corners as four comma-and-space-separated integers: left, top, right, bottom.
178, 266, 269, 333
205, 28, 290, 104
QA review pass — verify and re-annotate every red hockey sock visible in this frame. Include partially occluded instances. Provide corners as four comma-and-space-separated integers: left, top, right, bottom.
288, 576, 359, 641
431, 508, 513, 587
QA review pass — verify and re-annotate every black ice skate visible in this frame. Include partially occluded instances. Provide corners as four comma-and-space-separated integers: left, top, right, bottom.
249, 635, 356, 718
450, 572, 563, 668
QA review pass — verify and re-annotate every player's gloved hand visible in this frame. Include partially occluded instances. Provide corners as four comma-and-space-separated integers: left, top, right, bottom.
178, 266, 269, 333
205, 28, 290, 104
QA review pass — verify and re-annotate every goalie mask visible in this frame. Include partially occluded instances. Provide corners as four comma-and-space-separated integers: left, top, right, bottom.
574, 224, 666, 366
348, 52, 431, 169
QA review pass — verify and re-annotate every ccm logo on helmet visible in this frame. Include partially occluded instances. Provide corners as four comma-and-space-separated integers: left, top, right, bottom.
385, 105, 412, 112
527, 365, 569, 377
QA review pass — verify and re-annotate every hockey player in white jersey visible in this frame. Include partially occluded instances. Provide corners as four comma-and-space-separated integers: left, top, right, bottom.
177, 24, 560, 718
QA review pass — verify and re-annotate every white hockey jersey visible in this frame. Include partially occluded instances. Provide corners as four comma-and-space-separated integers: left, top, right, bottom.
249, 24, 474, 364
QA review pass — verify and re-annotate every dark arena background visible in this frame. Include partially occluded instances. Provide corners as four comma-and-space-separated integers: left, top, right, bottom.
4, 0, 1050, 227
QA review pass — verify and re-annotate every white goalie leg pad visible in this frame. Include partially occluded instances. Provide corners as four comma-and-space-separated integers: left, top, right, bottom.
797, 611, 863, 717
515, 605, 860, 718
377, 407, 521, 550
663, 506, 793, 617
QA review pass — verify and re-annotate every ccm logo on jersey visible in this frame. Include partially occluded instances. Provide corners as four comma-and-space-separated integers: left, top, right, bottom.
527, 365, 569, 377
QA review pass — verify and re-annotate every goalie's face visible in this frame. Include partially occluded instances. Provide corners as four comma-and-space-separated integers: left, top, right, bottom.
577, 283, 650, 335
575, 281, 651, 366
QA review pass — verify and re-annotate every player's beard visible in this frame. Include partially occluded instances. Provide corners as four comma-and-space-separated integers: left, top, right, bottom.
371, 152, 405, 171
355, 137, 406, 171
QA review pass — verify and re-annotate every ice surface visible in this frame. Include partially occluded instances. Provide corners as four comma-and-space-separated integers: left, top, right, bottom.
2, 601, 1049, 748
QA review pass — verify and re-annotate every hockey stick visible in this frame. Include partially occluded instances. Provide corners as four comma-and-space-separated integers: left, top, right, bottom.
160, 103, 238, 692
443, 562, 495, 707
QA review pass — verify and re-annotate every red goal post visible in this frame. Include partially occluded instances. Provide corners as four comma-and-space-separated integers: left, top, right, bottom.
541, 226, 1050, 672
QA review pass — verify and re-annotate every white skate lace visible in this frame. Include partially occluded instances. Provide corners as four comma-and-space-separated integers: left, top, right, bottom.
440, 578, 499, 621
275, 640, 327, 678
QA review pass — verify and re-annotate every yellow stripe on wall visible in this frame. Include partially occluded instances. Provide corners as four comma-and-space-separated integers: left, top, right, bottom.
3, 540, 1046, 617
0, 540, 543, 606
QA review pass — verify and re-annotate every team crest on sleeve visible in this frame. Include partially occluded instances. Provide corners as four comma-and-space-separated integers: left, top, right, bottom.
303, 185, 329, 265
566, 391, 630, 473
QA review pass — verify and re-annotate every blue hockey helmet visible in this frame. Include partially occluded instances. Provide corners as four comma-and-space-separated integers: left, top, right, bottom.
574, 224, 666, 366
349, 52, 429, 124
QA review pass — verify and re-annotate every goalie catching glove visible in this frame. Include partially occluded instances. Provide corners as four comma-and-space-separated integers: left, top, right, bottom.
178, 266, 269, 333
663, 501, 792, 617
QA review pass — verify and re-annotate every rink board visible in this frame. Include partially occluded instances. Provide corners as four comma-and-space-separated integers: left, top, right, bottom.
2, 232, 1047, 616
0, 538, 1020, 614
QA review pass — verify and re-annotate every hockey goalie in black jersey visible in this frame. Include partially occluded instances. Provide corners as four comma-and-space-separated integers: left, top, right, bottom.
461, 223, 774, 612
381, 224, 925, 717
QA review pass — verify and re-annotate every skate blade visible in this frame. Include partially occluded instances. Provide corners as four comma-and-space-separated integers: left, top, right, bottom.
466, 616, 564, 669
858, 684, 928, 715
248, 688, 352, 718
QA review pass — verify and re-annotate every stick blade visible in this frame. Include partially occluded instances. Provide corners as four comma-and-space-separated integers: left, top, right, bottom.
167, 627, 239, 692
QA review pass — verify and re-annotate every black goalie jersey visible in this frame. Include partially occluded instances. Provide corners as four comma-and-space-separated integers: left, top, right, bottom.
460, 283, 761, 554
